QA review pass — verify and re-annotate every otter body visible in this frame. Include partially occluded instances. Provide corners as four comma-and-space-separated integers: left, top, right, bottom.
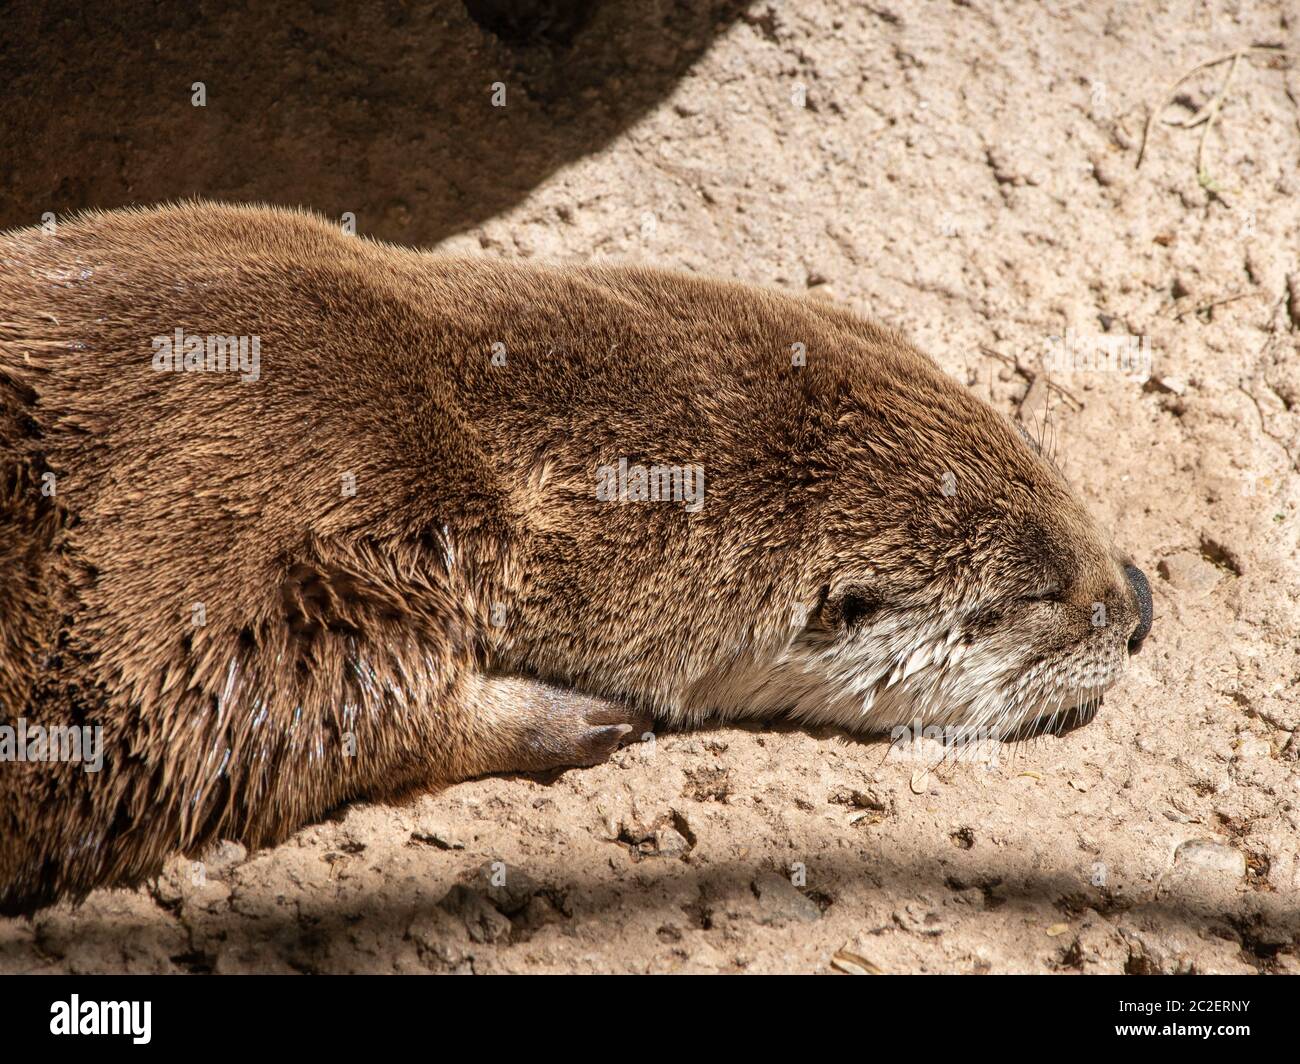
0, 203, 1148, 911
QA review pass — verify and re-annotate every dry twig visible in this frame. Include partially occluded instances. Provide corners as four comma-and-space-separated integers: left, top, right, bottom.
979, 345, 1084, 410
1136, 43, 1288, 179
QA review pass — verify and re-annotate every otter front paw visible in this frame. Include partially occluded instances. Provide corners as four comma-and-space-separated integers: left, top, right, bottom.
465, 674, 654, 777
519, 690, 654, 771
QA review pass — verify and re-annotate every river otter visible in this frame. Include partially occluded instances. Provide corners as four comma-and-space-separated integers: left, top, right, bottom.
0, 202, 1150, 912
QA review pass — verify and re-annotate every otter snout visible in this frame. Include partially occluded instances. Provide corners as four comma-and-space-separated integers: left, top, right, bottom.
1124, 564, 1152, 654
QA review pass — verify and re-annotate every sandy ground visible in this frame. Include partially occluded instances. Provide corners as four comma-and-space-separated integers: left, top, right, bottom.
2, 0, 1299, 974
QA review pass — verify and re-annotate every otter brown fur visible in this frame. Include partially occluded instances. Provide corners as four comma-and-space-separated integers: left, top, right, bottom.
0, 202, 1148, 912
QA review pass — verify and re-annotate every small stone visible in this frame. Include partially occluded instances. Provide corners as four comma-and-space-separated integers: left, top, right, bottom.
1143, 374, 1187, 396
654, 826, 691, 858
408, 907, 471, 969
893, 902, 947, 936
1121, 927, 1194, 975
476, 861, 540, 915
438, 884, 511, 944
1235, 737, 1271, 760
1173, 839, 1246, 878
752, 873, 821, 924
1156, 552, 1219, 597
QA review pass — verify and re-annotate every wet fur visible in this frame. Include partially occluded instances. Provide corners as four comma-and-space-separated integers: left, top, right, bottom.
0, 203, 1142, 911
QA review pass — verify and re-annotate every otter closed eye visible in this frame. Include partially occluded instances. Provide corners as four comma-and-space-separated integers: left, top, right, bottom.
838, 592, 881, 628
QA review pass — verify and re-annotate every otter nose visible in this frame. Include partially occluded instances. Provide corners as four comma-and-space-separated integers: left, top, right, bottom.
1124, 564, 1152, 654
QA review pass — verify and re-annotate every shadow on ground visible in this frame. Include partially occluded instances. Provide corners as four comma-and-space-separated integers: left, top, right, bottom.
0, 0, 750, 245
6, 846, 1286, 974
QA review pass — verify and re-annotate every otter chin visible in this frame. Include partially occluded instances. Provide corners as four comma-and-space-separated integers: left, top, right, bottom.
0, 202, 1149, 911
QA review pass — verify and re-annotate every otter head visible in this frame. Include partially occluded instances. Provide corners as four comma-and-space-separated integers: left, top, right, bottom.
685, 350, 1151, 745
781, 369, 1151, 742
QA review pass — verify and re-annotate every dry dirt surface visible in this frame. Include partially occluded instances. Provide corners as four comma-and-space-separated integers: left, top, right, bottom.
2, 0, 1299, 974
